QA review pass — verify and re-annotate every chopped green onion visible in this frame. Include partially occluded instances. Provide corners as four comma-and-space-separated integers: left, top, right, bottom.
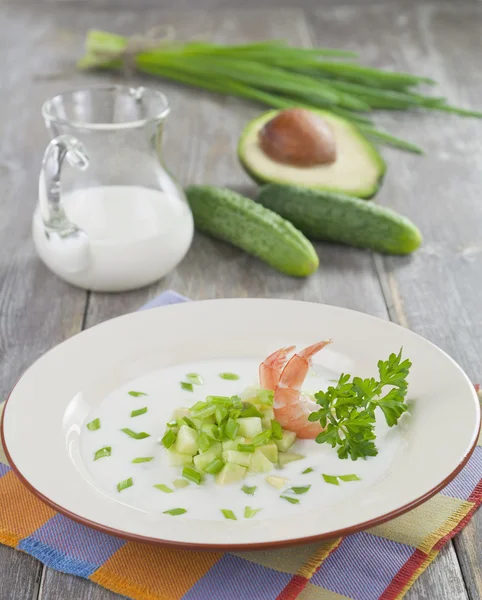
173, 479, 189, 489
182, 466, 202, 485
229, 408, 242, 421
215, 406, 229, 425
197, 432, 212, 452
302, 468, 314, 474
257, 389, 274, 405
162, 429, 177, 448
131, 407, 148, 418
191, 401, 209, 412
180, 381, 194, 392
237, 443, 255, 453
242, 485, 257, 495
207, 395, 232, 406
280, 495, 300, 504
180, 416, 197, 429
167, 420, 178, 428
231, 398, 243, 410
271, 420, 283, 441
163, 508, 187, 516
193, 405, 216, 420
219, 372, 240, 380
225, 418, 240, 440
239, 404, 263, 418
121, 428, 150, 440
244, 506, 262, 519
128, 391, 147, 397
204, 458, 225, 474
117, 478, 133, 492
322, 474, 340, 486
252, 430, 272, 447
154, 483, 173, 493
186, 372, 204, 385
288, 485, 311, 495
339, 474, 361, 482
132, 456, 154, 463
94, 446, 111, 461
221, 509, 237, 520
87, 418, 101, 431
201, 423, 218, 439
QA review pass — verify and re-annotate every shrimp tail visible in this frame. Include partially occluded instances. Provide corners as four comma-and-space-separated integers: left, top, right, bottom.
259, 345, 295, 390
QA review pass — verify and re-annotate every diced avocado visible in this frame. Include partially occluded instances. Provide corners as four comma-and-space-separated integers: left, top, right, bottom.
258, 442, 278, 464
279, 452, 305, 466
265, 475, 288, 489
238, 417, 263, 438
238, 108, 386, 199
216, 462, 247, 485
222, 437, 246, 451
274, 430, 297, 453
167, 448, 194, 467
261, 408, 275, 429
222, 450, 252, 468
250, 449, 274, 474
175, 425, 199, 456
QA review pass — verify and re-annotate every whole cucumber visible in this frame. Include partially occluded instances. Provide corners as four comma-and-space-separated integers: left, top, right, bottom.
256, 184, 422, 255
185, 185, 319, 277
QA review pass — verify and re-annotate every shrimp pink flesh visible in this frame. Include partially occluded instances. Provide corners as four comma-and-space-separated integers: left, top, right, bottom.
260, 341, 332, 439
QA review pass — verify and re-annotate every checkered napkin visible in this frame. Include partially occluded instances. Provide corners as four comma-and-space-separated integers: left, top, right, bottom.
1, 290, 481, 600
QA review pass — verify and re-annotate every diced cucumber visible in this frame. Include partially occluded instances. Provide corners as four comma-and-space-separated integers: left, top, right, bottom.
279, 452, 304, 466
201, 423, 218, 438
274, 430, 297, 452
216, 462, 247, 485
175, 425, 199, 455
265, 475, 288, 489
193, 443, 222, 472
258, 442, 278, 464
173, 408, 191, 420
173, 478, 189, 488
238, 417, 263, 438
222, 450, 252, 468
222, 437, 246, 451
261, 408, 275, 429
250, 449, 274, 474
167, 448, 194, 467
204, 442, 223, 458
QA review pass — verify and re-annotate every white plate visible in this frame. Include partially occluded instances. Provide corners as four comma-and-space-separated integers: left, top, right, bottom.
2, 299, 480, 549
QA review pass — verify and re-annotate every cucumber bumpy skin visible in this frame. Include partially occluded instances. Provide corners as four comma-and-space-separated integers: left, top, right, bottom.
185, 185, 319, 277
256, 184, 422, 255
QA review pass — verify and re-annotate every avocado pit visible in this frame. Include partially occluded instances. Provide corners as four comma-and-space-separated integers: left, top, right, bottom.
258, 108, 337, 167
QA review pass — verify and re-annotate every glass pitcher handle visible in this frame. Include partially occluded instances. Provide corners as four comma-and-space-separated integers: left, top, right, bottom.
39, 135, 91, 273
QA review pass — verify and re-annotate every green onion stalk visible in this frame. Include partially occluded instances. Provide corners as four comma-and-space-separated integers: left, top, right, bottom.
78, 29, 482, 154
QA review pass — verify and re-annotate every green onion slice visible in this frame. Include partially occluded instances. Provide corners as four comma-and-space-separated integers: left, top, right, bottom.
339, 474, 361, 482
186, 373, 204, 385
257, 389, 274, 406
237, 444, 255, 453
117, 478, 133, 492
322, 474, 340, 486
163, 508, 187, 516
153, 483, 173, 493
302, 468, 314, 474
182, 466, 202, 485
131, 407, 148, 418
221, 509, 237, 520
239, 404, 263, 418
280, 495, 300, 504
128, 391, 147, 397
252, 430, 272, 447
288, 485, 311, 495
132, 456, 154, 463
224, 418, 239, 440
242, 485, 257, 495
121, 428, 150, 440
193, 405, 216, 420
219, 373, 240, 380
206, 395, 232, 406
191, 401, 209, 412
180, 381, 194, 392
204, 458, 225, 474
167, 420, 178, 428
87, 418, 101, 431
173, 479, 189, 489
94, 446, 111, 461
215, 406, 229, 425
271, 420, 283, 440
197, 432, 212, 452
244, 506, 262, 519
162, 429, 177, 448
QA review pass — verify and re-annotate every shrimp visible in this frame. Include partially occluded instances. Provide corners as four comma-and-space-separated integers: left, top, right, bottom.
260, 341, 332, 439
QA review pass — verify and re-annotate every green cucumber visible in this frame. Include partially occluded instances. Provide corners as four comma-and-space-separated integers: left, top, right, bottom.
256, 184, 422, 255
185, 185, 319, 277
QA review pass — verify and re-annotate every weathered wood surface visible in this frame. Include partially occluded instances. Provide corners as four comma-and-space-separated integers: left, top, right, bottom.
0, 1, 480, 599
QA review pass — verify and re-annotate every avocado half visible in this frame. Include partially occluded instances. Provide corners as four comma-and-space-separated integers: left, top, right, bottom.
238, 109, 386, 199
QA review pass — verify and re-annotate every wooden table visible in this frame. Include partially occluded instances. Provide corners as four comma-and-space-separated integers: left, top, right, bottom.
1, 0, 481, 598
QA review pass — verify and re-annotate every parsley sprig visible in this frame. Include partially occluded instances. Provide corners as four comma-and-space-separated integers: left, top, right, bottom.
308, 349, 411, 460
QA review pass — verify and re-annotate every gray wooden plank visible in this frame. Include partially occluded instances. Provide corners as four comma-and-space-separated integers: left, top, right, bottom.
307, 2, 480, 599
39, 570, 125, 600
0, 546, 42, 600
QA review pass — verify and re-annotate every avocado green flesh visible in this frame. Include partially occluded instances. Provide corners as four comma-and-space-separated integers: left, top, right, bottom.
238, 110, 386, 199
185, 185, 319, 276
256, 184, 422, 255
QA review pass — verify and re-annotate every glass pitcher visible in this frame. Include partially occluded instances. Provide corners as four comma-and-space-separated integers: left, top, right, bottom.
33, 85, 194, 292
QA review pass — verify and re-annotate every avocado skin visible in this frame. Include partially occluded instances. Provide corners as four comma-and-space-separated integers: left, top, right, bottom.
237, 109, 386, 200
185, 185, 319, 277
256, 184, 422, 255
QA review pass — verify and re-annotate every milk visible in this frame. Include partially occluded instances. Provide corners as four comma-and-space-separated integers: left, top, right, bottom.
33, 185, 194, 291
